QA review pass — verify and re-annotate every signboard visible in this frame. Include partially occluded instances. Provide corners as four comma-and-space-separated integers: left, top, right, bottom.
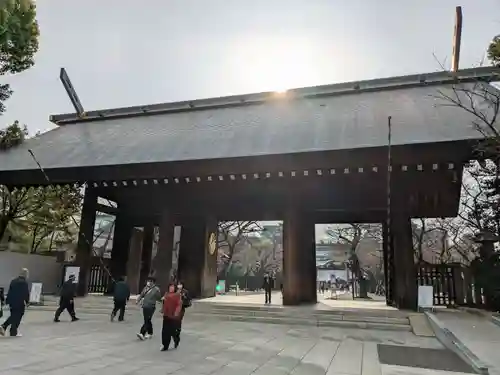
65, 266, 80, 283
29, 283, 43, 304
418, 285, 434, 309
216, 280, 226, 294
59, 68, 85, 116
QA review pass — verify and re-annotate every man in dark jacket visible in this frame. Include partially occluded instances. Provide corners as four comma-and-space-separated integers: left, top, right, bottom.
111, 276, 130, 322
263, 273, 274, 304
0, 268, 30, 337
54, 274, 79, 322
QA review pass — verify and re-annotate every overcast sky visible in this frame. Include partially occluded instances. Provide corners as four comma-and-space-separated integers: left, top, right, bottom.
1, 0, 499, 135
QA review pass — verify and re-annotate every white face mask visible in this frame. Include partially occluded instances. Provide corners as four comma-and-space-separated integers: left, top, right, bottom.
177, 285, 182, 290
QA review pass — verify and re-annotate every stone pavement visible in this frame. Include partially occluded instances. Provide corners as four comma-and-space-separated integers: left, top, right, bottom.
436, 311, 500, 375
199, 292, 395, 312
0, 310, 470, 375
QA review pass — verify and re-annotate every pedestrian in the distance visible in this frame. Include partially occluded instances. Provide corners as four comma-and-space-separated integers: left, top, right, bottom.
161, 283, 182, 351
262, 273, 274, 304
54, 274, 79, 322
136, 276, 161, 340
0, 268, 30, 337
111, 276, 130, 322
174, 281, 191, 347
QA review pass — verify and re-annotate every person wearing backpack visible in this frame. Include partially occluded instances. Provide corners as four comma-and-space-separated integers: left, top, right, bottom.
173, 281, 191, 347
111, 276, 130, 322
136, 276, 161, 340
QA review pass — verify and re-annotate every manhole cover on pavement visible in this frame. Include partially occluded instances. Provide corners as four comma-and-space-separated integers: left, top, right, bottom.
377, 344, 475, 373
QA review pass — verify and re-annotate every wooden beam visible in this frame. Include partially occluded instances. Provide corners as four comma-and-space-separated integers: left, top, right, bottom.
451, 6, 463, 73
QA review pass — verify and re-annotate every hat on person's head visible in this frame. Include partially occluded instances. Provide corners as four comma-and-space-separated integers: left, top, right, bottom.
20, 268, 29, 279
147, 276, 156, 283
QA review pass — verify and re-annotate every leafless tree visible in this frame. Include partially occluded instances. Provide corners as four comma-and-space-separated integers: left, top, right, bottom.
217, 221, 262, 276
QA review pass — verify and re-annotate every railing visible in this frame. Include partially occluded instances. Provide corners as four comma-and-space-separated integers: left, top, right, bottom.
417, 263, 457, 306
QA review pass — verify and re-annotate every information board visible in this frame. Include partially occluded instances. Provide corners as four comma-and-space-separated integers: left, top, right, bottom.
29, 283, 43, 304
65, 266, 80, 283
418, 285, 434, 309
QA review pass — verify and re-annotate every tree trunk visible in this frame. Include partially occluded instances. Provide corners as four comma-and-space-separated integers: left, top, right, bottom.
30, 226, 39, 253
0, 216, 11, 243
48, 231, 56, 252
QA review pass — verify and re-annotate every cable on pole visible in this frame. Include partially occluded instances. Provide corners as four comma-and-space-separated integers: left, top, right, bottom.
27, 149, 115, 285
385, 116, 393, 302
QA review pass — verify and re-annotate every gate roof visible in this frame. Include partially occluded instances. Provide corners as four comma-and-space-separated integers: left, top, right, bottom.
0, 67, 498, 177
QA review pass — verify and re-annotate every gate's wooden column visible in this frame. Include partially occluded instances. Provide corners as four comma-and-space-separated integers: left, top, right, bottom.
382, 223, 395, 306
282, 208, 317, 305
110, 213, 133, 282
126, 227, 144, 295
178, 216, 218, 299
139, 223, 154, 291
391, 216, 417, 310
75, 187, 97, 296
151, 212, 175, 293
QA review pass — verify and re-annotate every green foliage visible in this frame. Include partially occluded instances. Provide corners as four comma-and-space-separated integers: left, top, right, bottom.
0, 121, 82, 251
0, 119, 26, 149
0, 0, 39, 114
0, 0, 39, 75
488, 35, 500, 67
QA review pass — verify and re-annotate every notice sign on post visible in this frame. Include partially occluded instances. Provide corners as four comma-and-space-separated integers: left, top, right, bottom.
30, 283, 43, 304
65, 266, 80, 283
418, 285, 434, 310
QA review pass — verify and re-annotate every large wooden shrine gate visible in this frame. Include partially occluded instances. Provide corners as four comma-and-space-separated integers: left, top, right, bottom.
0, 67, 497, 310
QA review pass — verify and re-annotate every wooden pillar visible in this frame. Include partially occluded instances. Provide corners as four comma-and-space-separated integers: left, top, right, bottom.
282, 208, 317, 305
152, 212, 175, 294
139, 223, 154, 291
126, 227, 143, 295
75, 187, 97, 296
382, 223, 395, 306
110, 213, 133, 282
392, 216, 417, 310
178, 216, 218, 299
300, 215, 317, 304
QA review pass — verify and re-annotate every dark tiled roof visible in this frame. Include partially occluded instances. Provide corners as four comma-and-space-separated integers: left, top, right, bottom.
0, 68, 498, 172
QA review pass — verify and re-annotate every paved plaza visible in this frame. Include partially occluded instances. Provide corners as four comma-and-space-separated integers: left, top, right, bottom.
0, 310, 477, 375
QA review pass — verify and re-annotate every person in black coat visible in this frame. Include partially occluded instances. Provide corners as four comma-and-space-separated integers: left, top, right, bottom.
54, 274, 79, 322
111, 276, 130, 322
263, 273, 274, 304
0, 268, 30, 337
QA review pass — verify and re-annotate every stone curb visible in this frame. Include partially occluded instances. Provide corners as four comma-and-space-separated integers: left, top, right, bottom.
492, 315, 500, 328
424, 311, 489, 375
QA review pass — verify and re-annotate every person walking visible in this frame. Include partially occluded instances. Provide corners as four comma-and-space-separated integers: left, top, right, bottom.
0, 268, 30, 337
174, 281, 191, 347
54, 274, 79, 322
136, 276, 161, 340
263, 273, 274, 304
111, 276, 130, 322
161, 283, 182, 351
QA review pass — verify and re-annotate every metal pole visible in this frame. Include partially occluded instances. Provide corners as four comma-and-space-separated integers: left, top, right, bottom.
386, 116, 393, 303
28, 149, 115, 284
